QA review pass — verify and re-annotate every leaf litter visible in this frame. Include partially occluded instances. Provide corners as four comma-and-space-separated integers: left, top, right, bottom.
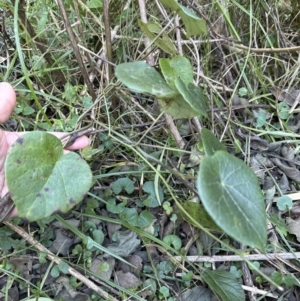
3, 1, 300, 300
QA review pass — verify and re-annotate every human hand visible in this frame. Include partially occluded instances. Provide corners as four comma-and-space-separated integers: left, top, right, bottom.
0, 82, 90, 218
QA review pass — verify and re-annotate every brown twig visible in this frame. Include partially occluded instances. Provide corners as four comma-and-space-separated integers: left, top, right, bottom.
138, 0, 155, 65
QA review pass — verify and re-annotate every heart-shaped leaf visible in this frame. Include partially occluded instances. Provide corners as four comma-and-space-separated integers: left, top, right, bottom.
5, 132, 93, 221
138, 20, 177, 55
201, 128, 226, 156
158, 0, 207, 37
115, 61, 177, 99
158, 93, 201, 118
175, 78, 208, 117
159, 56, 194, 86
202, 269, 245, 301
197, 151, 267, 250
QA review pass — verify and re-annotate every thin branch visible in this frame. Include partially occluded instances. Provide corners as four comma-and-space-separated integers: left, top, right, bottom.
138, 0, 155, 65
164, 113, 185, 149
174, 252, 300, 263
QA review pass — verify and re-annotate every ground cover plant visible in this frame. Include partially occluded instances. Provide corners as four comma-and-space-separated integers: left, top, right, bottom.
1, 0, 300, 300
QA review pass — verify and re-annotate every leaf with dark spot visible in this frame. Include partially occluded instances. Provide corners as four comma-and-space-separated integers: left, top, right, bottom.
5, 132, 93, 221
16, 137, 24, 144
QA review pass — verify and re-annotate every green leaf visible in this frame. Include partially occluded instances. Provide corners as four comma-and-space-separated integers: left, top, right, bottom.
5, 132, 93, 222
175, 78, 208, 117
268, 213, 289, 236
158, 0, 207, 37
277, 196, 293, 211
178, 4, 207, 37
144, 279, 157, 292
180, 201, 220, 231
159, 56, 194, 86
201, 129, 226, 156
120, 208, 139, 226
137, 210, 154, 228
115, 61, 177, 99
163, 234, 182, 250
158, 93, 201, 118
142, 181, 163, 207
50, 265, 60, 278
120, 208, 154, 228
278, 102, 290, 120
229, 266, 243, 278
202, 270, 245, 301
271, 271, 300, 287
58, 262, 69, 274
38, 252, 47, 264
138, 20, 177, 55
159, 286, 170, 298
197, 151, 267, 250
106, 198, 126, 214
93, 229, 104, 245
85, 236, 94, 249
112, 177, 135, 194
254, 109, 268, 128
87, 0, 103, 9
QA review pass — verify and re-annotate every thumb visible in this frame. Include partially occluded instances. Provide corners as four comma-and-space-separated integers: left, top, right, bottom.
0, 83, 16, 123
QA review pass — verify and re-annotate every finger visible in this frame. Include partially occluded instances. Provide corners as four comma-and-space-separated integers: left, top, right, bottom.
4, 131, 90, 150
8, 207, 18, 218
64, 135, 90, 150
0, 83, 16, 123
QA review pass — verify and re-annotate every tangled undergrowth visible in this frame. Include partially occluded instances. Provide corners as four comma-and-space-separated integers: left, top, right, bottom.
1, 0, 300, 300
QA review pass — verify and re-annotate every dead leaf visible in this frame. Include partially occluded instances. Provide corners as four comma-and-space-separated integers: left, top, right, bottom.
249, 136, 269, 151
286, 217, 300, 242
0, 286, 18, 301
118, 255, 143, 275
287, 113, 300, 132
181, 286, 213, 301
105, 230, 140, 257
90, 256, 115, 280
114, 271, 142, 289
51, 229, 75, 256
270, 87, 300, 106
270, 157, 300, 182
281, 145, 295, 161
278, 174, 290, 192
187, 145, 204, 167
55, 276, 90, 301
106, 222, 122, 241
10, 256, 33, 281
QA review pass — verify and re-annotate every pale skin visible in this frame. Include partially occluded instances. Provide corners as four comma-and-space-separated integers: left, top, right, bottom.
0, 82, 90, 217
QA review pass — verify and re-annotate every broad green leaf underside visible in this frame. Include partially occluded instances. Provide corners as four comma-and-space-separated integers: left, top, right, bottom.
115, 61, 177, 99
